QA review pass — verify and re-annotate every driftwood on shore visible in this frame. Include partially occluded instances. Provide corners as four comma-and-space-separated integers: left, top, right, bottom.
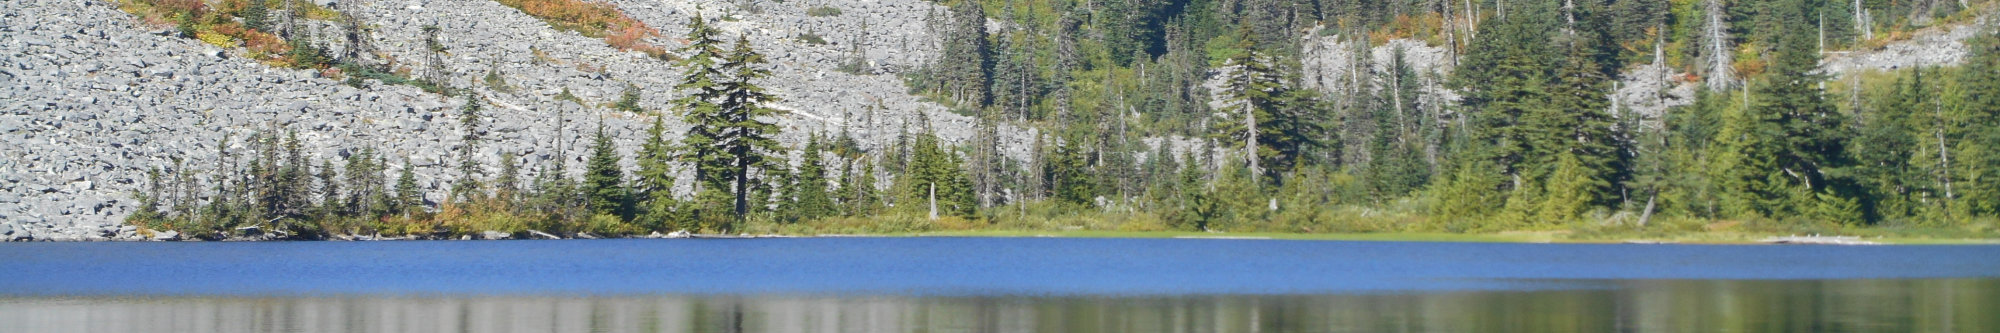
1759, 235, 1881, 245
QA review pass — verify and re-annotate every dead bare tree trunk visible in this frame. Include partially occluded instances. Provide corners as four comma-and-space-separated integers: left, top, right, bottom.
1705, 0, 1734, 91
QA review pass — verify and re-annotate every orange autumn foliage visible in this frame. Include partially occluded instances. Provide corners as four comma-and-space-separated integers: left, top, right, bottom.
494, 0, 666, 58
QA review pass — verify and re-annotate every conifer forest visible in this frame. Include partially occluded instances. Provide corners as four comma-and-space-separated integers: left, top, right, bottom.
118, 0, 2000, 241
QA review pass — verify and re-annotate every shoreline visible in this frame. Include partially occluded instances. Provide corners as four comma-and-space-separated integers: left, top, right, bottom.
7, 226, 1997, 245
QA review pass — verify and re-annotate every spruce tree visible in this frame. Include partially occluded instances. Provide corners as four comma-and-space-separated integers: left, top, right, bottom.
344, 147, 381, 217
583, 122, 629, 218
1536, 151, 1593, 225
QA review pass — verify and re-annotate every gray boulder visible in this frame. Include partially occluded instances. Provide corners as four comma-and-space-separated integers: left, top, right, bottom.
150, 230, 179, 241
479, 230, 511, 240
7, 228, 31, 242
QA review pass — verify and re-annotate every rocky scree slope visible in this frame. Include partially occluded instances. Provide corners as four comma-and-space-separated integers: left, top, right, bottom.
0, 0, 1035, 241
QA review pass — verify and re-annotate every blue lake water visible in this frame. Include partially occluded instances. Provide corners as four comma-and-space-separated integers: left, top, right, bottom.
2, 238, 1998, 332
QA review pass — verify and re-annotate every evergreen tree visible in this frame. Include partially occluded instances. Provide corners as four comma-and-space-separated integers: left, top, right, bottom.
1955, 28, 2000, 217
392, 158, 421, 217
933, 0, 992, 106
1710, 89, 1790, 218
1532, 32, 1621, 207
1215, 23, 1316, 184
615, 84, 645, 113
1721, 0, 1855, 220
1175, 151, 1218, 231
454, 95, 485, 202
279, 131, 309, 220
1050, 130, 1096, 206
715, 35, 788, 218
129, 167, 167, 226
315, 159, 340, 220
843, 156, 881, 216
635, 116, 680, 230
1848, 70, 1924, 221
781, 135, 836, 222
1454, 6, 1557, 186
903, 126, 976, 217
1536, 151, 1594, 224
1432, 154, 1507, 231
583, 122, 629, 218
494, 150, 520, 205
1365, 47, 1431, 199
674, 14, 732, 193
344, 147, 383, 217
243, 0, 270, 31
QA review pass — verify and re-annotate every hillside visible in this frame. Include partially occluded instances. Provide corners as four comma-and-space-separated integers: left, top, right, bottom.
3, 0, 1998, 241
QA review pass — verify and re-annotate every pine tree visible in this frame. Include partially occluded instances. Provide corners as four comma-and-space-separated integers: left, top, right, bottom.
583, 122, 629, 219
279, 131, 309, 221
344, 147, 381, 217
903, 126, 975, 217
129, 167, 167, 227
1432, 155, 1507, 231
1176, 151, 1218, 231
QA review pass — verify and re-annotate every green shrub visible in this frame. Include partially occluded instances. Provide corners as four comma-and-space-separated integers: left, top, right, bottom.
797, 33, 827, 45
806, 6, 842, 17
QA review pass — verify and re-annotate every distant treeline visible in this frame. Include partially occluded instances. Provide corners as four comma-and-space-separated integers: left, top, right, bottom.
128, 0, 2000, 239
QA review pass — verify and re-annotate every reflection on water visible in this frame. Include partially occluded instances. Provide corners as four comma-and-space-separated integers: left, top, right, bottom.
5, 279, 1994, 333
